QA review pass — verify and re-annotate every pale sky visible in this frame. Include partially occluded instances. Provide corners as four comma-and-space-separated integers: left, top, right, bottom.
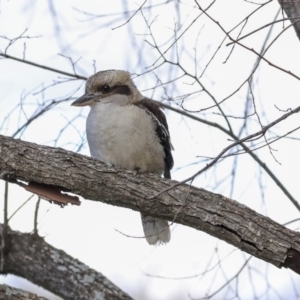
0, 1, 300, 299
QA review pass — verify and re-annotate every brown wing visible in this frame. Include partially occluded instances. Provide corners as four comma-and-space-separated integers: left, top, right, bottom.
135, 98, 174, 179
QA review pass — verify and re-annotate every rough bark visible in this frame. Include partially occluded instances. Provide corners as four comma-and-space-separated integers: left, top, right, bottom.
0, 134, 300, 275
0, 284, 48, 300
1, 224, 132, 300
279, 0, 300, 40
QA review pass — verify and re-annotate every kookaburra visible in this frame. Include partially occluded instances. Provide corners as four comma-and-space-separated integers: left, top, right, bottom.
71, 70, 174, 245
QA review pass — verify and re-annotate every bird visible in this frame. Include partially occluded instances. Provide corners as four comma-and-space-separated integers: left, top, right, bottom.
71, 70, 174, 245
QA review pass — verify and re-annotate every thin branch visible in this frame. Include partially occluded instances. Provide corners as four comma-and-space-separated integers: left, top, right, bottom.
195, 2, 300, 82
226, 17, 300, 46
112, 0, 147, 30
0, 53, 87, 80
193, 257, 251, 300
3, 182, 8, 227
8, 194, 35, 222
149, 104, 300, 211
33, 197, 41, 235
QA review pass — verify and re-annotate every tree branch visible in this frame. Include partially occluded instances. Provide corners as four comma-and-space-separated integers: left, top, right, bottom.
1, 223, 132, 300
0, 284, 48, 300
0, 53, 87, 80
0, 134, 300, 275
279, 0, 300, 40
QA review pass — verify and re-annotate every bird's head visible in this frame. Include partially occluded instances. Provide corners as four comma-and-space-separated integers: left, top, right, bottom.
71, 70, 143, 107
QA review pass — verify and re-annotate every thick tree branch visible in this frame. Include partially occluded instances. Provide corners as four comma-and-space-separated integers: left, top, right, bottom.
0, 284, 48, 300
1, 224, 132, 300
0, 134, 300, 275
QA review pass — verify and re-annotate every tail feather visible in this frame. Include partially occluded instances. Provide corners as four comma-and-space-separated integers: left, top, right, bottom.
141, 213, 170, 245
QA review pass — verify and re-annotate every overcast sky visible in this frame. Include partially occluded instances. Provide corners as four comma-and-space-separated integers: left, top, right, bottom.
1, 1, 300, 299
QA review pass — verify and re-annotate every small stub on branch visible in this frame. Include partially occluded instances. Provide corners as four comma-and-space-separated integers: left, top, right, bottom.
24, 182, 81, 206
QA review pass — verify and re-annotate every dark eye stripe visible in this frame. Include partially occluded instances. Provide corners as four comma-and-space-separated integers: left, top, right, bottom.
114, 85, 131, 96
95, 85, 132, 96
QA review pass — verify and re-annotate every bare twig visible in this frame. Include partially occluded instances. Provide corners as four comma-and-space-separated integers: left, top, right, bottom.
226, 17, 300, 46
8, 194, 35, 222
33, 197, 41, 235
0, 53, 87, 80
112, 0, 147, 30
149, 104, 300, 211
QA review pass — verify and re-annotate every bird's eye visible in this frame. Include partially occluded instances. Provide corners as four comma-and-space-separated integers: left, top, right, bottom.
100, 84, 111, 93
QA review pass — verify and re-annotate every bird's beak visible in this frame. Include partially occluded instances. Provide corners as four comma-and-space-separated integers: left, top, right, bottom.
71, 94, 96, 106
